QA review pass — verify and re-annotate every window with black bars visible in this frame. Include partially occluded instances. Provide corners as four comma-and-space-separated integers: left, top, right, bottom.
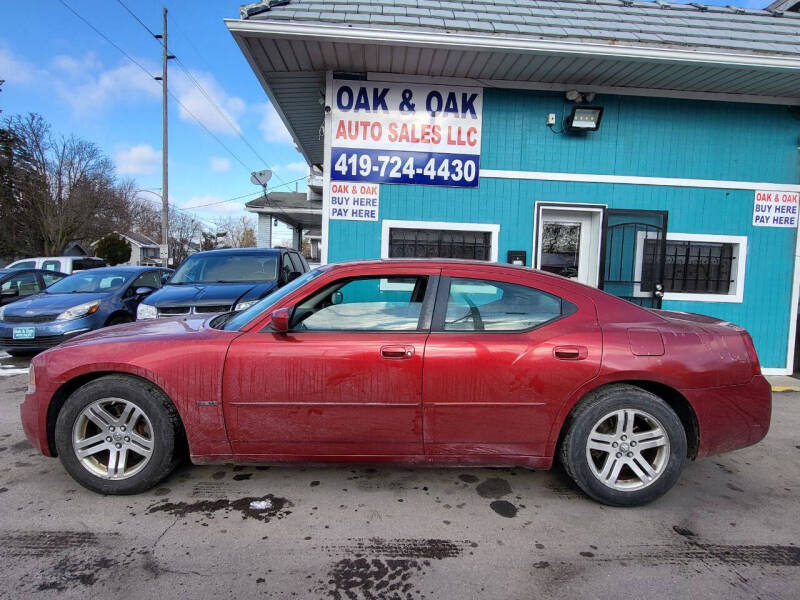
388, 228, 492, 261
642, 239, 735, 295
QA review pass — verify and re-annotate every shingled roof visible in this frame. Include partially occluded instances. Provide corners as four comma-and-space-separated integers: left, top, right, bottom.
239, 0, 800, 58
228, 0, 800, 166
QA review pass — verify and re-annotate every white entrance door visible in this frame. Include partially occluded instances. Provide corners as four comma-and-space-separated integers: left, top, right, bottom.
537, 208, 602, 287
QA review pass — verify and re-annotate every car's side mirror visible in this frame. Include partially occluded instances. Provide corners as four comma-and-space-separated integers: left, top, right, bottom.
270, 307, 291, 333
135, 286, 155, 297
287, 271, 302, 283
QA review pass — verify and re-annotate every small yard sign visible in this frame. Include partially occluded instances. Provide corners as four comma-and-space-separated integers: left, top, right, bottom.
329, 182, 379, 221
753, 191, 799, 228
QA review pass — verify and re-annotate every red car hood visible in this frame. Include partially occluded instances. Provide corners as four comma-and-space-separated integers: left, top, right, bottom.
56, 316, 212, 349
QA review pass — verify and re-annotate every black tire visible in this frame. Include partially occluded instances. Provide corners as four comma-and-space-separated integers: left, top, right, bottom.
559, 384, 687, 507
55, 375, 183, 494
6, 350, 38, 357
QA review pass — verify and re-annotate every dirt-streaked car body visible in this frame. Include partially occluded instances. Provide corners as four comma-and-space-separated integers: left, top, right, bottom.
20, 260, 771, 505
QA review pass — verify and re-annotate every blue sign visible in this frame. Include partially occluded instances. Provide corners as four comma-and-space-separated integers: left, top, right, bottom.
332, 148, 480, 188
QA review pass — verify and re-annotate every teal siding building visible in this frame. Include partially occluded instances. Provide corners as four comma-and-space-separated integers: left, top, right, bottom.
230, 0, 800, 373
327, 90, 799, 370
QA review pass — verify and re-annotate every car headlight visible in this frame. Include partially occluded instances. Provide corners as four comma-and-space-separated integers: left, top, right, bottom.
27, 364, 35, 394
56, 300, 100, 321
234, 299, 259, 311
137, 303, 158, 320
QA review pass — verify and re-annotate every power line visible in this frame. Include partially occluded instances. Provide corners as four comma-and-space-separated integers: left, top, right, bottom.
114, 0, 288, 185
58, 0, 255, 175
115, 0, 158, 38
181, 176, 308, 209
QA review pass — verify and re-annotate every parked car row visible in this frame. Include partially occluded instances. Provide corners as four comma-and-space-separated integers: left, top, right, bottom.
0, 247, 309, 355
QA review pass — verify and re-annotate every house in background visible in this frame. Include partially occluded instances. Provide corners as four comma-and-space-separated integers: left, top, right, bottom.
61, 241, 91, 257
92, 232, 161, 266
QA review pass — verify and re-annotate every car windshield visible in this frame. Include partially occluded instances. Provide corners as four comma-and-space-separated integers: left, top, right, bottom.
220, 269, 325, 331
46, 270, 132, 293
171, 253, 278, 284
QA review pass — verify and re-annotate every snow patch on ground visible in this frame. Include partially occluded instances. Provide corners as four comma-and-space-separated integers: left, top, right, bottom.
0, 368, 28, 377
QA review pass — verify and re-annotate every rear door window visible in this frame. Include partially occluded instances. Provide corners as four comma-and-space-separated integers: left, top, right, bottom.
9, 260, 36, 270
42, 260, 62, 271
441, 278, 572, 331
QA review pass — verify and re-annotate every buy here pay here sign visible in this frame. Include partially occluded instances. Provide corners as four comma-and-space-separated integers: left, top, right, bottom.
753, 191, 799, 228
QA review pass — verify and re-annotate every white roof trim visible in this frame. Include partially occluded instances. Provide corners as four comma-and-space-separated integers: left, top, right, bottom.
226, 19, 800, 73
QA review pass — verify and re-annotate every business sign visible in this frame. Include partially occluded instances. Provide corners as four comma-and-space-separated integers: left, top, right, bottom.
330, 182, 379, 221
330, 80, 483, 187
753, 190, 799, 227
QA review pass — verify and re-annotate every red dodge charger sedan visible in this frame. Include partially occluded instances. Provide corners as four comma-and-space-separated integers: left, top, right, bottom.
20, 260, 771, 506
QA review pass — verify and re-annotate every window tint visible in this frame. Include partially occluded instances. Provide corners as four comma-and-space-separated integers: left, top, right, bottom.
131, 270, 162, 290
1, 272, 41, 296
292, 276, 428, 331
171, 253, 277, 283
297, 253, 309, 271
42, 260, 62, 271
42, 272, 65, 287
72, 258, 106, 271
288, 252, 303, 274
281, 253, 293, 280
443, 278, 569, 331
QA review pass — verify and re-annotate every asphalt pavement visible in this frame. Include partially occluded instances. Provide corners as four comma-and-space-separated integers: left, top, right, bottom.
1, 351, 799, 599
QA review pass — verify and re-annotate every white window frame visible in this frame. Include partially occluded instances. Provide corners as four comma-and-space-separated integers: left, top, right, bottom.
634, 232, 747, 304
380, 220, 500, 291
380, 220, 500, 261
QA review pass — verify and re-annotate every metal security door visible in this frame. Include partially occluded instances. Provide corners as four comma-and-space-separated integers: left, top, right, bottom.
600, 210, 668, 308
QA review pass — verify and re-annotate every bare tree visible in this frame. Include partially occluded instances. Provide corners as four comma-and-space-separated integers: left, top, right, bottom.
0, 113, 136, 260
168, 207, 200, 267
214, 215, 257, 248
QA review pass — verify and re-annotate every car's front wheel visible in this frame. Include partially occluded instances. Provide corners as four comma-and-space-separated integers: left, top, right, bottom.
55, 375, 183, 494
559, 384, 687, 507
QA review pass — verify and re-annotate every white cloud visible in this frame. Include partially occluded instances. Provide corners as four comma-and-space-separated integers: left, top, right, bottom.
0, 46, 40, 85
114, 144, 160, 175
259, 102, 293, 144
53, 58, 160, 113
172, 69, 246, 135
209, 156, 231, 173
282, 161, 308, 173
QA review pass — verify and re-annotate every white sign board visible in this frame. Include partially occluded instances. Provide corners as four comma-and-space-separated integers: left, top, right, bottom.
329, 182, 379, 221
753, 190, 799, 228
159, 244, 169, 259
330, 80, 483, 187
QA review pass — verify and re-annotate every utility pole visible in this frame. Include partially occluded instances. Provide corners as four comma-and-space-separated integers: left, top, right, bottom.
154, 8, 174, 267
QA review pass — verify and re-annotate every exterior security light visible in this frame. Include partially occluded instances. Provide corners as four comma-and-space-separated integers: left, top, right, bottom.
566, 106, 604, 132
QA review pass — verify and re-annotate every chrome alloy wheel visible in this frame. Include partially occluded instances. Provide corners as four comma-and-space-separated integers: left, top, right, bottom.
71, 398, 155, 480
585, 409, 670, 491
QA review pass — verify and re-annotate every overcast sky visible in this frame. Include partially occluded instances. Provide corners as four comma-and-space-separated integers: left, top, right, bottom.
0, 0, 775, 231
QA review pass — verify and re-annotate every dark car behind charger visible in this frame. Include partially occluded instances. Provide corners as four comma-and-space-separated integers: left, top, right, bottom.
136, 247, 309, 320
0, 266, 170, 355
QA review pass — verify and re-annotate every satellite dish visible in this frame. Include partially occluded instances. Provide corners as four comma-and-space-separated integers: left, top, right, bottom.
250, 169, 272, 187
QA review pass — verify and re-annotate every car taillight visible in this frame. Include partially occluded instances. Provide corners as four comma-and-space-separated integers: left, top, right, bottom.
741, 332, 761, 376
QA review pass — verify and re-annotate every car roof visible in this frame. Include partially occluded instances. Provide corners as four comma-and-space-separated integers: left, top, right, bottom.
63, 266, 159, 274
189, 248, 282, 257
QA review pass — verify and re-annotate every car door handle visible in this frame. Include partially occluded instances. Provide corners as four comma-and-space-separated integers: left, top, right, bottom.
381, 345, 413, 359
554, 345, 588, 360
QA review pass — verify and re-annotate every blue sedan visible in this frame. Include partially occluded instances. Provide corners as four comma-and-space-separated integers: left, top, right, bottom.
0, 266, 169, 355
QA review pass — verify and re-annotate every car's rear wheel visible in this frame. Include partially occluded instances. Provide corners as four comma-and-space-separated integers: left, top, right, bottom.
55, 375, 183, 494
559, 384, 687, 507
